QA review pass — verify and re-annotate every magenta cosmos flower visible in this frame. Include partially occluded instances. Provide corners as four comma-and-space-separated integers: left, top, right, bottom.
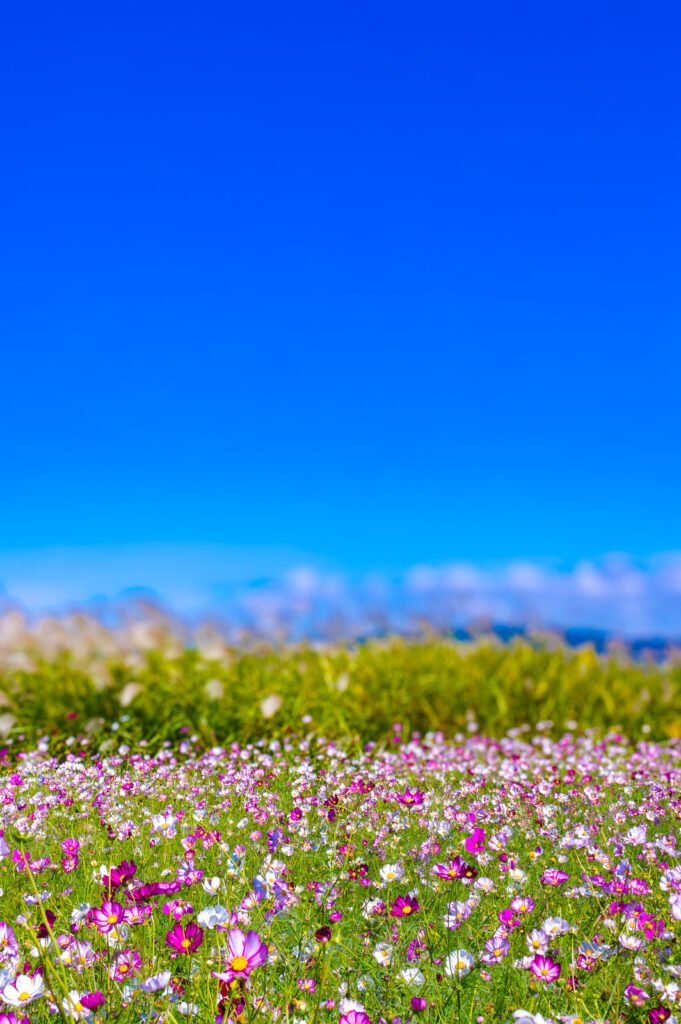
90, 901, 125, 933
540, 869, 570, 886
212, 928, 268, 982
529, 954, 561, 982
390, 895, 420, 918
339, 1012, 372, 1024
395, 788, 425, 808
433, 855, 477, 882
165, 921, 204, 954
464, 828, 486, 854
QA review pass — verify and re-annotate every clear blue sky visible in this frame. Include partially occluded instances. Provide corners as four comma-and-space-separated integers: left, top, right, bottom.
2, 0, 679, 581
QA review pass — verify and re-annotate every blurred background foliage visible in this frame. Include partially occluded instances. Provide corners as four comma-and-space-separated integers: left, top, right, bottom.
0, 637, 679, 754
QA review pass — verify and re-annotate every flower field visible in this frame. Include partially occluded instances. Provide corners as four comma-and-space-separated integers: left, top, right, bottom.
0, 631, 680, 1023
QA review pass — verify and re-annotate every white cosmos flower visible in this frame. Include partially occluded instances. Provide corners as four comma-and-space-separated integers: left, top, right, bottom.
2, 973, 45, 1007
380, 863, 404, 883
197, 905, 229, 929
542, 916, 571, 937
400, 968, 425, 986
202, 876, 222, 894
62, 991, 92, 1020
139, 971, 172, 994
444, 949, 475, 978
372, 942, 393, 966
513, 1011, 550, 1024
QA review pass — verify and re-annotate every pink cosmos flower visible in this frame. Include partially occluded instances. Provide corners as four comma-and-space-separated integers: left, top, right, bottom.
90, 902, 125, 933
165, 921, 204, 955
625, 985, 650, 1006
339, 1012, 372, 1024
390, 895, 420, 918
212, 928, 268, 982
529, 955, 561, 983
499, 908, 521, 929
433, 855, 478, 882
395, 789, 425, 808
464, 828, 486, 854
0, 924, 19, 959
108, 949, 141, 981
540, 869, 570, 886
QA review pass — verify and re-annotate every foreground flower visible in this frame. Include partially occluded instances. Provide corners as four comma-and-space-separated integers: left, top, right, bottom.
444, 949, 475, 978
165, 921, 204, 954
90, 901, 125, 933
339, 1012, 371, 1024
390, 895, 420, 917
529, 954, 561, 983
1, 975, 44, 1007
213, 928, 268, 982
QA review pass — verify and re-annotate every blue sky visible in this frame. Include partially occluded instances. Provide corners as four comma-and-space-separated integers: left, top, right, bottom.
1, 0, 680, 603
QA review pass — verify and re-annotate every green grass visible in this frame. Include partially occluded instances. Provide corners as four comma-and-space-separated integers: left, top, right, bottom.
1, 637, 679, 755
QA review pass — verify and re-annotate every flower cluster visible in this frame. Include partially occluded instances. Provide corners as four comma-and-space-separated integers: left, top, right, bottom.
0, 725, 678, 1023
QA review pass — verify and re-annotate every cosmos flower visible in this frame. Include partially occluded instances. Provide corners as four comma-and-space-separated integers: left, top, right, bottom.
433, 856, 478, 882
212, 928, 268, 982
90, 901, 125, 933
395, 789, 425, 808
540, 869, 570, 886
165, 921, 204, 955
390, 895, 420, 918
1, 975, 45, 1007
529, 955, 561, 983
444, 949, 475, 978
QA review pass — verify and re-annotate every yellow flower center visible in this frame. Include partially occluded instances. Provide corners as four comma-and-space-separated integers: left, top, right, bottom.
107, 914, 118, 924
402, 907, 412, 915
181, 939, 191, 948
75, 1004, 84, 1013
19, 993, 30, 1002
230, 955, 249, 971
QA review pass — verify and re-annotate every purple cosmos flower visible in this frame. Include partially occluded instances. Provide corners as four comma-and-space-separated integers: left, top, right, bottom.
481, 935, 510, 964
625, 985, 650, 1006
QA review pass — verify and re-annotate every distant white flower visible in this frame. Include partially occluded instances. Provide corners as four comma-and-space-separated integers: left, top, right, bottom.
260, 695, 282, 719
202, 876, 222, 894
400, 968, 425, 986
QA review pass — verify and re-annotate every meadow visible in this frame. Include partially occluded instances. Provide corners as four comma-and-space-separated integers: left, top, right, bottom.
0, 629, 680, 1023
